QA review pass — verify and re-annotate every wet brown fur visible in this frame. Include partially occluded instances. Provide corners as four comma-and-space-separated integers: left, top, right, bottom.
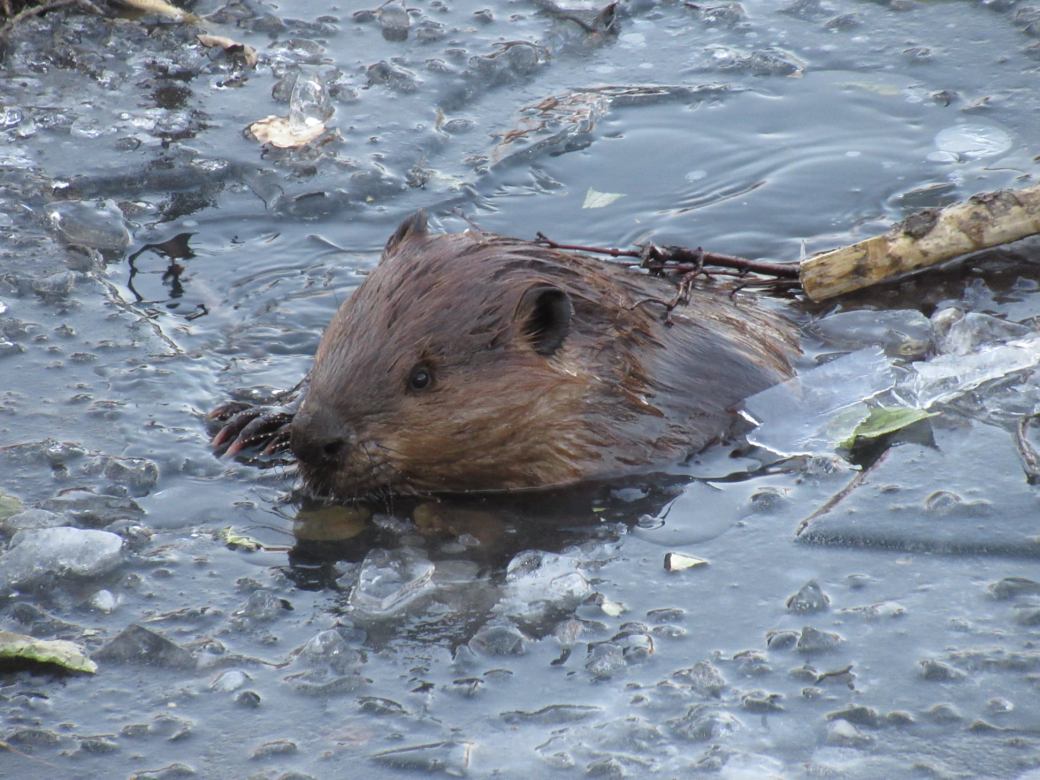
291, 213, 798, 497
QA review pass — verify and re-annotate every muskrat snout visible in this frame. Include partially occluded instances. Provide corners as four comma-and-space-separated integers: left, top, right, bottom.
290, 398, 353, 470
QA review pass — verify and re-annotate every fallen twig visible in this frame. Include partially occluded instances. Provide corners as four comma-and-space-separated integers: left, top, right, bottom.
1016, 414, 1040, 485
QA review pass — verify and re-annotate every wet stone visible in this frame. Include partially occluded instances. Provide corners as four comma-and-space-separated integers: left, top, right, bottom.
378, 0, 410, 40
0, 508, 67, 533
78, 736, 119, 754
668, 705, 741, 741
122, 714, 194, 742
886, 711, 915, 726
501, 704, 602, 725
944, 647, 1040, 672
827, 705, 882, 728
371, 741, 472, 775
39, 491, 144, 528
124, 762, 195, 779
826, 719, 873, 748
94, 625, 196, 670
732, 650, 771, 676
990, 577, 1040, 600
673, 660, 727, 697
987, 697, 1014, 714
586, 641, 627, 678
100, 456, 160, 498
210, 669, 251, 693
359, 696, 409, 716
2, 526, 123, 589
235, 690, 261, 708
766, 630, 799, 650
47, 199, 130, 256
585, 757, 628, 778
839, 601, 906, 620
919, 658, 967, 681
366, 60, 421, 93
251, 739, 298, 759
6, 726, 63, 747
796, 627, 844, 654
925, 703, 963, 723
787, 580, 831, 613
1013, 604, 1040, 625
32, 271, 77, 299
469, 622, 528, 656
230, 590, 292, 629
695, 2, 750, 27
741, 690, 783, 713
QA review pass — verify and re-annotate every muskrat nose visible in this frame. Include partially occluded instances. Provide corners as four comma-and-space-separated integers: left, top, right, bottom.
290, 398, 353, 468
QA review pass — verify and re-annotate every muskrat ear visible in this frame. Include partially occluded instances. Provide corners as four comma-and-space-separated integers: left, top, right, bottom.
382, 210, 428, 259
517, 285, 573, 357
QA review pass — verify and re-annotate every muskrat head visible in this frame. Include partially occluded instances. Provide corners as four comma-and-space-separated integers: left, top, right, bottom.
290, 211, 610, 498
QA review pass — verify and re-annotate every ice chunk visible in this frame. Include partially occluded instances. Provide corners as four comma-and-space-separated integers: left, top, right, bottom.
743, 349, 897, 457
808, 309, 932, 358
288, 75, 330, 137
933, 123, 1013, 160
498, 550, 592, 620
907, 334, 1040, 409
932, 308, 1035, 356
47, 199, 130, 255
2, 527, 123, 590
349, 548, 435, 615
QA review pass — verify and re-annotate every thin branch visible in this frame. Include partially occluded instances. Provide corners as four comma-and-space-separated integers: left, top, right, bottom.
534, 232, 801, 279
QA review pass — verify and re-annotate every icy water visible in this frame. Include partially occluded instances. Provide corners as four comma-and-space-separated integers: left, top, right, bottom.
2, 0, 1040, 777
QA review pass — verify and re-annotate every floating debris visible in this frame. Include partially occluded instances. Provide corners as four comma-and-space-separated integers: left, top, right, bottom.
196, 34, 259, 68
0, 631, 97, 674
664, 552, 709, 572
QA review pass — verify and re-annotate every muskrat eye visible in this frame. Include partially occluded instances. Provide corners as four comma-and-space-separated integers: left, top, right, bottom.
408, 364, 433, 391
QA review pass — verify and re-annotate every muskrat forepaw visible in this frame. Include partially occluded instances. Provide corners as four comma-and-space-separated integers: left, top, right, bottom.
216, 409, 294, 458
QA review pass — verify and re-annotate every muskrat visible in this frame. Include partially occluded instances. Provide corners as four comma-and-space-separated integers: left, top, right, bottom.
210, 211, 798, 497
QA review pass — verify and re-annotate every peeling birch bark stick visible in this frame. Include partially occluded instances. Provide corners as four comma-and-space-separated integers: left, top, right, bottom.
800, 183, 1040, 302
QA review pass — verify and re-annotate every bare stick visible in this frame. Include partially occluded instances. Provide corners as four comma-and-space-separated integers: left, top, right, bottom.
800, 183, 1040, 302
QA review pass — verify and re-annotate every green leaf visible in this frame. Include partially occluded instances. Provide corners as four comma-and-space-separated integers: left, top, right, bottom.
218, 526, 263, 552
839, 406, 937, 449
0, 491, 22, 522
0, 631, 97, 674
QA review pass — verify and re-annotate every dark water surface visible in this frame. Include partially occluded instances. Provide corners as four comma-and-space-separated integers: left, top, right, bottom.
2, 0, 1040, 777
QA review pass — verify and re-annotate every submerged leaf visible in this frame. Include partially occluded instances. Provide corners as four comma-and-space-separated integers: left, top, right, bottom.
0, 631, 97, 674
218, 527, 263, 552
839, 406, 937, 449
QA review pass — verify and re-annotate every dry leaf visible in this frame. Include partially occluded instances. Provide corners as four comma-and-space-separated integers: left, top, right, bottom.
197, 34, 259, 68
582, 188, 625, 209
116, 0, 199, 23
247, 115, 326, 149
